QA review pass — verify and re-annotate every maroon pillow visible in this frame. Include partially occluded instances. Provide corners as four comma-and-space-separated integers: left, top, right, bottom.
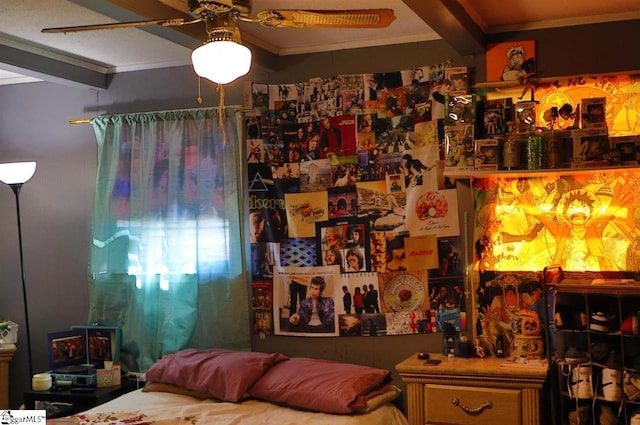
145, 348, 288, 402
249, 357, 392, 414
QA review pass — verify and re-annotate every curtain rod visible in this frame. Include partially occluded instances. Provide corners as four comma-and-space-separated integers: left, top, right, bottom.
68, 106, 252, 125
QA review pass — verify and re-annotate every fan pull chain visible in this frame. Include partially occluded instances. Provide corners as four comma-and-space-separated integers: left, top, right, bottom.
197, 77, 203, 104
217, 83, 228, 146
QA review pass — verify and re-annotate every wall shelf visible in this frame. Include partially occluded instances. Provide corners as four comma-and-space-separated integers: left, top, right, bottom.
444, 165, 640, 179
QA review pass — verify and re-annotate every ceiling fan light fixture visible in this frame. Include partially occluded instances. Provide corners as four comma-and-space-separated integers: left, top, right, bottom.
191, 27, 252, 85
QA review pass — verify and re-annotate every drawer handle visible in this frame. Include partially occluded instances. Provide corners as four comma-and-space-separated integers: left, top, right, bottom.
451, 398, 493, 415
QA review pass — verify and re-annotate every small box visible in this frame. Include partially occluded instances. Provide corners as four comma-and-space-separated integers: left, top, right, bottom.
445, 94, 476, 127
581, 97, 607, 128
573, 127, 610, 167
444, 124, 475, 171
97, 364, 121, 388
474, 138, 501, 171
610, 135, 638, 164
445, 67, 468, 95
515, 101, 537, 133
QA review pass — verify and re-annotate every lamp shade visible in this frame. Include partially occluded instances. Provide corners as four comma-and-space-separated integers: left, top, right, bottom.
191, 40, 252, 85
0, 161, 37, 185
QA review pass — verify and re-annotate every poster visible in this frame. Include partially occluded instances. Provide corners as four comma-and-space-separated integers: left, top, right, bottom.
273, 265, 341, 336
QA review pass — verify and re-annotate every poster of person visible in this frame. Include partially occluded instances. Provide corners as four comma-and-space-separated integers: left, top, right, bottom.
383, 231, 408, 272
378, 270, 429, 313
486, 40, 536, 83
405, 187, 460, 238
284, 191, 328, 238
429, 237, 462, 278
273, 265, 341, 336
251, 242, 277, 280
315, 218, 371, 273
247, 139, 264, 163
401, 144, 439, 190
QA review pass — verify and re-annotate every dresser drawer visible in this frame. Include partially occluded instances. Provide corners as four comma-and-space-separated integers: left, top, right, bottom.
424, 384, 521, 425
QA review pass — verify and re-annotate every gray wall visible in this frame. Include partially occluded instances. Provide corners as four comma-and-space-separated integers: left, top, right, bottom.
1, 19, 640, 410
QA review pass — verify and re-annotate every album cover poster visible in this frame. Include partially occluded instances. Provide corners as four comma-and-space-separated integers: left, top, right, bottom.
251, 242, 277, 281
284, 191, 328, 238
356, 180, 406, 233
356, 113, 377, 150
327, 185, 357, 219
246, 114, 262, 140
413, 100, 432, 124
269, 83, 298, 110
403, 235, 439, 271
279, 237, 317, 267
429, 236, 463, 278
247, 139, 264, 164
429, 278, 465, 312
248, 163, 288, 243
405, 187, 460, 238
378, 270, 429, 313
385, 310, 435, 335
370, 231, 387, 273
316, 217, 371, 273
330, 155, 359, 187
402, 144, 439, 191
299, 158, 332, 193
414, 120, 439, 147
250, 82, 269, 110
251, 279, 273, 335
405, 81, 431, 111
273, 265, 341, 336
386, 173, 405, 194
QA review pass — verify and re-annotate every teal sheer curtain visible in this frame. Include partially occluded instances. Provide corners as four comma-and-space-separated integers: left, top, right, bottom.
88, 108, 249, 372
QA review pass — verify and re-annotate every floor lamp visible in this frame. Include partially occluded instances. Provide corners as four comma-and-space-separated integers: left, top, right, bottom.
0, 161, 37, 381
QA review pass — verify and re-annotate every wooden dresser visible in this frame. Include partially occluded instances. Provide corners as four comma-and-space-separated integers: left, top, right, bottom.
0, 344, 17, 410
396, 353, 548, 425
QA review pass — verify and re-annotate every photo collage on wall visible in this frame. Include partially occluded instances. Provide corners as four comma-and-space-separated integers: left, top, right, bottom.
248, 60, 469, 337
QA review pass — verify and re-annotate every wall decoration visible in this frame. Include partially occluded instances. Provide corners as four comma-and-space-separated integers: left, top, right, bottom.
246, 60, 466, 337
274, 265, 341, 336
485, 40, 536, 83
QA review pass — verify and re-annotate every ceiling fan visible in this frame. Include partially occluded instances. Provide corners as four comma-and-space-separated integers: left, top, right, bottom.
42, 0, 396, 84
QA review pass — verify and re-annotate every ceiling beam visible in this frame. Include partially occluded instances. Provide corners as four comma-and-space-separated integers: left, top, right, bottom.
0, 35, 110, 89
71, 0, 277, 71
401, 0, 485, 55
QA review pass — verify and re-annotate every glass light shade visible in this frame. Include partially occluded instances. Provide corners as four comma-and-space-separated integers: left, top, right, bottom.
191, 40, 251, 85
0, 161, 37, 184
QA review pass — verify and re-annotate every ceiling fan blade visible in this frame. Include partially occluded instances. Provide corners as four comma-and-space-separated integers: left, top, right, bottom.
255, 9, 396, 29
42, 17, 202, 34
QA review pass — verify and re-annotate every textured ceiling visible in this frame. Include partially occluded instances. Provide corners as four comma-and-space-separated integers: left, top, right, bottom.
0, 0, 638, 87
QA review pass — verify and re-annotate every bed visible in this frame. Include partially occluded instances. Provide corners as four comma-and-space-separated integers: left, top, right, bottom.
48, 348, 408, 425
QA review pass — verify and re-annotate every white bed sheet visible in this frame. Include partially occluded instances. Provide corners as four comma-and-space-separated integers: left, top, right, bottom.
48, 388, 408, 425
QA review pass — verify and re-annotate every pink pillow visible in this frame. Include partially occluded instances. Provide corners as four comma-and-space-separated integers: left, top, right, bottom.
145, 348, 288, 402
249, 357, 392, 414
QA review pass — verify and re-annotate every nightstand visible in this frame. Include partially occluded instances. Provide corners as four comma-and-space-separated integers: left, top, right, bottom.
0, 344, 17, 410
23, 377, 139, 418
396, 353, 549, 425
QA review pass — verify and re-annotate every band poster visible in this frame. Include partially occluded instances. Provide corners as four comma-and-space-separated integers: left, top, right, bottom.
248, 59, 467, 337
